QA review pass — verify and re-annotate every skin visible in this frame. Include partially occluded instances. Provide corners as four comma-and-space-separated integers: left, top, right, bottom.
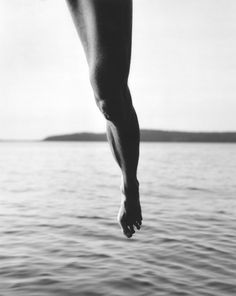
66, 0, 142, 238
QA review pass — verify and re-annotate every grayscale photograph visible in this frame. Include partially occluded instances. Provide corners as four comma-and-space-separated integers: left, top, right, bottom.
0, 0, 236, 295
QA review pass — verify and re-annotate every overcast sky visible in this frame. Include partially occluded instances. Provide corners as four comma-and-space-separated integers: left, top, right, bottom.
1, 0, 236, 139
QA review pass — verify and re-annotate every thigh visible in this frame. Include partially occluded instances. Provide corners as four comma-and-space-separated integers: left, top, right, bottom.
66, 0, 133, 75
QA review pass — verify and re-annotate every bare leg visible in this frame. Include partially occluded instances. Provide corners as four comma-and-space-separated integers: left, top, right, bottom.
66, 0, 142, 238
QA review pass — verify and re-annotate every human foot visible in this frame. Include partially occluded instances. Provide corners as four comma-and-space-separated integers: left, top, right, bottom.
117, 182, 142, 238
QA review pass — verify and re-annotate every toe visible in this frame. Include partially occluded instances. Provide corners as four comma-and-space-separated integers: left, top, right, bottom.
123, 227, 132, 238
124, 230, 132, 238
134, 221, 140, 230
129, 224, 135, 234
120, 220, 132, 238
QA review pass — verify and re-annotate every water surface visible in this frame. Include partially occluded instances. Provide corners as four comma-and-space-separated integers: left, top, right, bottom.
0, 142, 236, 296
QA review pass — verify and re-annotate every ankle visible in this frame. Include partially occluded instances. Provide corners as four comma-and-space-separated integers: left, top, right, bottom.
123, 177, 139, 188
121, 178, 139, 200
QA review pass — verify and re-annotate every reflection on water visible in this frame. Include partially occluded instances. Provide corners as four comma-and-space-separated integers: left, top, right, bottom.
0, 142, 236, 296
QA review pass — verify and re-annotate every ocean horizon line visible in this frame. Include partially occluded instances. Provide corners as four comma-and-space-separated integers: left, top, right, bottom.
1, 129, 236, 142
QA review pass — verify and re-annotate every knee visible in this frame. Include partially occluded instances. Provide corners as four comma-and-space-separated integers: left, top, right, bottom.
97, 98, 125, 122
89, 62, 131, 122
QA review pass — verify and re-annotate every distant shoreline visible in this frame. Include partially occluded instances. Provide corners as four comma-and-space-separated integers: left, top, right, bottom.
1, 129, 236, 143
43, 129, 236, 143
